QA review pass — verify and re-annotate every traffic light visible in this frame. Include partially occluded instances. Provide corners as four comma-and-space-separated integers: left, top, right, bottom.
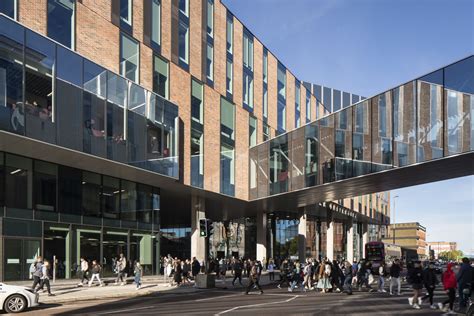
199, 219, 207, 237
206, 219, 214, 237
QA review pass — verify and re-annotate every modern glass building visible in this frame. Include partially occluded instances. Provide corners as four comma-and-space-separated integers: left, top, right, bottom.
0, 1, 471, 281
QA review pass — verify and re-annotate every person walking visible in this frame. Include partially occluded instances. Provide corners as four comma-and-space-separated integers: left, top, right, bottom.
438, 262, 457, 314
38, 260, 54, 296
407, 261, 423, 309
457, 257, 473, 309
317, 260, 332, 293
277, 259, 290, 289
114, 253, 127, 286
377, 261, 387, 293
31, 256, 43, 291
232, 259, 243, 287
420, 261, 438, 309
78, 257, 90, 286
389, 259, 402, 295
191, 257, 200, 279
174, 259, 183, 286
134, 261, 143, 290
267, 260, 275, 281
219, 258, 228, 289
88, 260, 103, 287
303, 260, 312, 291
245, 261, 263, 295
343, 261, 353, 295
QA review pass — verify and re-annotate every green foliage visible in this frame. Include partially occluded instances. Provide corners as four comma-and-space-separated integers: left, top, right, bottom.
438, 250, 464, 261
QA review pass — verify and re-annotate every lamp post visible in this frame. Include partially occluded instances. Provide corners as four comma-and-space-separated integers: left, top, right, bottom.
392, 195, 399, 245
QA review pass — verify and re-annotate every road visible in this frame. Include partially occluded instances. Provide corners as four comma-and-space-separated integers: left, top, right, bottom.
21, 283, 460, 315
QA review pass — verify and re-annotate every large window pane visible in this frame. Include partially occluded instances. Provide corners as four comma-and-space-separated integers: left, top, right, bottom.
137, 184, 152, 223
82, 171, 101, 217
102, 176, 120, 219
25, 30, 56, 143
47, 0, 75, 49
372, 92, 393, 172
353, 100, 371, 176
57, 45, 82, 86
83, 91, 106, 157
121, 180, 137, 221
162, 102, 178, 177
220, 97, 235, 196
128, 84, 147, 163
417, 69, 443, 162
153, 55, 168, 99
33, 160, 57, 211
249, 116, 257, 146
58, 165, 81, 215
5, 154, 32, 209
335, 108, 352, 180
178, 21, 189, 65
191, 125, 204, 188
319, 116, 334, 184
120, 33, 139, 82
444, 56, 474, 155
120, 0, 132, 25
0, 0, 16, 19
107, 73, 127, 162
393, 82, 416, 167
304, 122, 319, 187
151, 0, 161, 46
270, 134, 290, 194
83, 59, 106, 99
56, 79, 83, 150
0, 16, 24, 134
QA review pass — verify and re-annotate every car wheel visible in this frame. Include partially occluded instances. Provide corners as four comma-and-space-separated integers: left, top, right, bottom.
4, 294, 27, 313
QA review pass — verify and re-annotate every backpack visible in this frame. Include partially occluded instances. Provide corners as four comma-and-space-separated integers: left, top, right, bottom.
29, 263, 36, 275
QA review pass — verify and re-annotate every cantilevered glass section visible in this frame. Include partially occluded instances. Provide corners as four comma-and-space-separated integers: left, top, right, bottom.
249, 55, 474, 199
0, 15, 179, 178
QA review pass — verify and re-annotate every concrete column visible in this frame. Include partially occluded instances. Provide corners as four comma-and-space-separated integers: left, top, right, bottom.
298, 209, 307, 261
191, 195, 206, 262
362, 222, 369, 258
346, 220, 354, 263
256, 211, 267, 262
326, 211, 334, 261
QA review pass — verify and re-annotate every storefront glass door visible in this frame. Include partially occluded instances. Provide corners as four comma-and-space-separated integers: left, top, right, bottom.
4, 239, 41, 281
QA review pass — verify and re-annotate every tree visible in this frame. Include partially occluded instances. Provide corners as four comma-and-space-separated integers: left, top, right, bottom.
438, 250, 464, 261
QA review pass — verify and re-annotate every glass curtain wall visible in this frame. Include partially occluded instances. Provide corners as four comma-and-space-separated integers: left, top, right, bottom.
269, 134, 290, 195
335, 108, 352, 180
319, 116, 335, 184
353, 100, 371, 176
372, 91, 393, 172
304, 122, 318, 187
393, 82, 416, 166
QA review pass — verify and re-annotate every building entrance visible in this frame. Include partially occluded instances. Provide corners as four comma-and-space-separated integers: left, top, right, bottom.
3, 238, 41, 281
44, 225, 70, 279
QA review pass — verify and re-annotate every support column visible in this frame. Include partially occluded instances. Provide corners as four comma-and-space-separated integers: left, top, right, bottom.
346, 220, 354, 263
191, 196, 206, 262
362, 222, 369, 258
326, 211, 334, 261
298, 208, 307, 261
256, 211, 267, 262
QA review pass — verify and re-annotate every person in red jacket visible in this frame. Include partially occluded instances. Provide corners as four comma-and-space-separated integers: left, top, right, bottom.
438, 263, 457, 314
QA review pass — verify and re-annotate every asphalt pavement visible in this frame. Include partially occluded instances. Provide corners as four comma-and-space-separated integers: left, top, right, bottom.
20, 282, 464, 316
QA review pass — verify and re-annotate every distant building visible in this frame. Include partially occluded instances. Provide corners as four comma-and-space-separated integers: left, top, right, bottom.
427, 242, 457, 259
382, 222, 427, 259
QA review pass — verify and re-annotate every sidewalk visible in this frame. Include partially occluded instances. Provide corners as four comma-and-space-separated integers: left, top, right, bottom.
13, 272, 275, 305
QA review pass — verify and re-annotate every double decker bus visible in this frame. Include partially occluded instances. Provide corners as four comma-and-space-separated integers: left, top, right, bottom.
365, 241, 402, 274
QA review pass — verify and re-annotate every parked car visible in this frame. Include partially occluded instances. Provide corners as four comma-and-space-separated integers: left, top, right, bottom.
0, 283, 39, 313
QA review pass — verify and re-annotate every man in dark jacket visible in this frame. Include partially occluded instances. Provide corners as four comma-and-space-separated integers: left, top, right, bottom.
457, 257, 473, 308
420, 262, 438, 308
245, 261, 263, 295
278, 259, 290, 289
343, 261, 353, 295
407, 261, 423, 309
232, 259, 243, 286
191, 257, 200, 279
389, 259, 402, 295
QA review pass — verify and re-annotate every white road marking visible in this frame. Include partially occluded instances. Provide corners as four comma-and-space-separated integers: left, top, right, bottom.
195, 293, 243, 302
214, 294, 300, 315
94, 305, 158, 315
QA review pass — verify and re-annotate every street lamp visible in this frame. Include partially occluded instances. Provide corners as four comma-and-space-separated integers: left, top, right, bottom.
392, 195, 399, 245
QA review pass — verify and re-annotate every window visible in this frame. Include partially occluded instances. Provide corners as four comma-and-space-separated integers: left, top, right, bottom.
263, 85, 268, 120
151, 0, 161, 47
323, 87, 332, 112
295, 82, 301, 128
343, 92, 351, 108
120, 0, 132, 25
34, 160, 57, 211
226, 60, 233, 94
191, 80, 204, 186
306, 89, 311, 123
226, 14, 233, 54
120, 33, 139, 82
5, 154, 32, 209
0, 0, 17, 19
333, 89, 341, 112
207, 0, 214, 37
102, 176, 120, 219
263, 122, 270, 141
178, 21, 189, 66
263, 49, 268, 83
243, 31, 253, 70
121, 180, 137, 221
249, 116, 257, 146
243, 72, 253, 110
277, 63, 286, 133
179, 0, 189, 16
82, 171, 101, 217
191, 79, 203, 124
153, 55, 168, 99
206, 42, 213, 82
220, 98, 235, 196
47, 0, 75, 49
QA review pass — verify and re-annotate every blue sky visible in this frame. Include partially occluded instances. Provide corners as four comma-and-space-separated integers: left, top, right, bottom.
223, 0, 474, 253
